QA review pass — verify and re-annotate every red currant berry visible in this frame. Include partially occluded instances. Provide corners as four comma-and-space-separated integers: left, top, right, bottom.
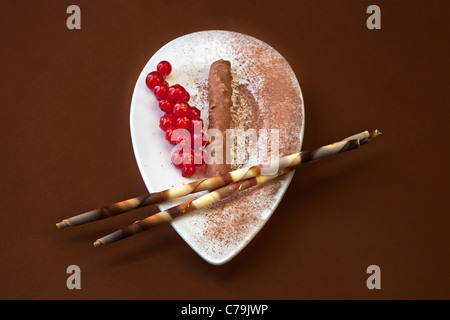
153, 83, 169, 100
168, 85, 187, 103
171, 150, 184, 168
188, 118, 204, 134
182, 151, 195, 165
188, 106, 201, 120
182, 90, 190, 103
159, 99, 174, 113
159, 114, 176, 132
193, 150, 205, 166
192, 132, 207, 148
176, 116, 191, 130
169, 129, 189, 145
181, 164, 196, 177
157, 61, 172, 77
145, 71, 164, 90
175, 131, 191, 148
173, 102, 190, 118
165, 127, 177, 144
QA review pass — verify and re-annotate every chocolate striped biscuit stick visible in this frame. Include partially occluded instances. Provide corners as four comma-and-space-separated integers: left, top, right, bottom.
56, 129, 380, 228
93, 167, 295, 247
94, 130, 380, 247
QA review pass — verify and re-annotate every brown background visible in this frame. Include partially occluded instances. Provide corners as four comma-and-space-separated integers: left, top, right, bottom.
0, 0, 449, 300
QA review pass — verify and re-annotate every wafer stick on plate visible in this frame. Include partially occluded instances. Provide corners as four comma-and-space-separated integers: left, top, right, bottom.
93, 167, 295, 247
92, 130, 380, 247
56, 129, 380, 229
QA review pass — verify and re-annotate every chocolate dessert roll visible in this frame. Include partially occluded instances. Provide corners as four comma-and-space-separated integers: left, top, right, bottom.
206, 59, 233, 177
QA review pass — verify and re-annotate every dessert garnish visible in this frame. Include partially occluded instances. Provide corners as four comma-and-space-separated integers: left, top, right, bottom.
145, 61, 206, 177
56, 130, 381, 231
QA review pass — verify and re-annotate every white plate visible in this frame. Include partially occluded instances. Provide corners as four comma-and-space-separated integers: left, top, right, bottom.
130, 30, 304, 265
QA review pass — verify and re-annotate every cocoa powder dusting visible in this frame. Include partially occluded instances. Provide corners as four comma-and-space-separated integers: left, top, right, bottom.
231, 83, 260, 131
175, 32, 303, 259
193, 179, 283, 256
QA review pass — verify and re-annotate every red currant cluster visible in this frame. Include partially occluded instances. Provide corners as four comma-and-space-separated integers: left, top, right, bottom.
145, 61, 207, 177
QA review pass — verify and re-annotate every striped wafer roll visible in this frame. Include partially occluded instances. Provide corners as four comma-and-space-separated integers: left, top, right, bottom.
56, 194, 164, 228
93, 167, 295, 247
56, 129, 380, 228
